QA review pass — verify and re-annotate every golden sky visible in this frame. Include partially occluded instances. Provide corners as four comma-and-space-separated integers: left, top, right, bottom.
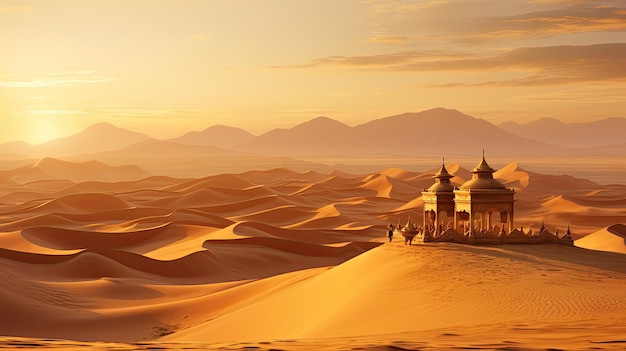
1, 0, 625, 144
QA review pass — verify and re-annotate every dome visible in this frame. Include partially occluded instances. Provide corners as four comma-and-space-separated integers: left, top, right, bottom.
428, 182, 455, 192
427, 161, 454, 192
459, 154, 506, 190
460, 177, 506, 190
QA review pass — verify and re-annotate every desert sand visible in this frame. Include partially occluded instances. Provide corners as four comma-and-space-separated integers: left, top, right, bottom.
1, 159, 625, 350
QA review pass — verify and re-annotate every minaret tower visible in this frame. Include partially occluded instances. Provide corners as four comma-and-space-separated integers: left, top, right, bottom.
422, 158, 455, 236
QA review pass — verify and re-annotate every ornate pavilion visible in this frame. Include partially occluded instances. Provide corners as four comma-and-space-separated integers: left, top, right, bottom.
423, 153, 515, 236
401, 154, 573, 246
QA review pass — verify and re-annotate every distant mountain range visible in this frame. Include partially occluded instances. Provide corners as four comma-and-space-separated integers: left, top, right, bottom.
0, 108, 624, 178
231, 109, 566, 157
0, 122, 152, 157
499, 117, 626, 149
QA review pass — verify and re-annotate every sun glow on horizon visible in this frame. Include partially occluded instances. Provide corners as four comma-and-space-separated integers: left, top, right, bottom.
21, 115, 67, 145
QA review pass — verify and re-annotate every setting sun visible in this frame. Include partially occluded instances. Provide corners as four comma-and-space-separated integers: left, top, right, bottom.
21, 114, 68, 145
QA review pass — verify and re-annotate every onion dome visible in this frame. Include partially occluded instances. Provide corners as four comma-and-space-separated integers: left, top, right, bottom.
459, 152, 506, 190
427, 159, 455, 192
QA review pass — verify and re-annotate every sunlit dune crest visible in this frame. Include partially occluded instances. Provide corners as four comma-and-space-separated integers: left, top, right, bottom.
0, 159, 625, 350
494, 161, 530, 189
575, 224, 626, 254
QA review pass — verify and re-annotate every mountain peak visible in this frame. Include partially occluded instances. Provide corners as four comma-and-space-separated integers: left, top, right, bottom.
36, 122, 153, 156
292, 116, 350, 132
85, 121, 117, 129
79, 121, 146, 136
170, 124, 255, 148
34, 156, 70, 168
233, 116, 352, 155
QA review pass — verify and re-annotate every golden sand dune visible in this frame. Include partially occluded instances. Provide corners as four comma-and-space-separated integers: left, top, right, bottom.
359, 174, 417, 198
494, 161, 530, 188
575, 224, 626, 254
167, 242, 626, 344
541, 195, 591, 213
0, 175, 18, 185
20, 223, 171, 250
0, 162, 625, 349
162, 174, 256, 193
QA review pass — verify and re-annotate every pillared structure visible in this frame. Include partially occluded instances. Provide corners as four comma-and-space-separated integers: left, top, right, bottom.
399, 154, 573, 246
422, 153, 514, 236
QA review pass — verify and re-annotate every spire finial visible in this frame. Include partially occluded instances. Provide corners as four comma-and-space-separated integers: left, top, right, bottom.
482, 149, 485, 160
442, 156, 445, 166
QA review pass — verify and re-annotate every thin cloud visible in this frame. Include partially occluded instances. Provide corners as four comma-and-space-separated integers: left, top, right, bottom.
361, 1, 626, 45
0, 71, 116, 88
513, 87, 626, 102
272, 50, 473, 69
452, 5, 626, 43
361, 0, 450, 15
95, 105, 217, 120
495, 5, 626, 37
367, 36, 409, 44
24, 110, 88, 115
282, 43, 626, 87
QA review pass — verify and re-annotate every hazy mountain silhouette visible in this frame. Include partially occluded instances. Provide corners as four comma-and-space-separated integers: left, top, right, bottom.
588, 141, 626, 154
40, 122, 153, 156
0, 122, 153, 158
0, 157, 150, 183
169, 125, 255, 148
234, 116, 351, 155
72, 139, 331, 177
3, 108, 623, 163
92, 139, 247, 157
234, 108, 567, 157
334, 108, 555, 155
499, 117, 626, 148
0, 141, 35, 158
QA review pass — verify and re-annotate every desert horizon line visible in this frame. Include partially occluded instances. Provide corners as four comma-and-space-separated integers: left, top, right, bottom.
4, 107, 626, 146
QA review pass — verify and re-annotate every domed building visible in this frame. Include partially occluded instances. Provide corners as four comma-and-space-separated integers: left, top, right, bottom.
421, 153, 515, 236
452, 154, 515, 234
413, 153, 573, 246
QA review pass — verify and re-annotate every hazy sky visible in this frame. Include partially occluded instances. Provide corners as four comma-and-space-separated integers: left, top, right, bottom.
1, 0, 625, 144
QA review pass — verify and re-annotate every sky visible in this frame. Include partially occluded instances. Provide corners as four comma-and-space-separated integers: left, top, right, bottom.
1, 0, 625, 144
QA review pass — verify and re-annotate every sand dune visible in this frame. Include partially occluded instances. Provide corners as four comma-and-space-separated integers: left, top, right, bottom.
494, 161, 530, 189
0, 163, 625, 349
21, 223, 171, 250
575, 224, 626, 254
168, 242, 626, 345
